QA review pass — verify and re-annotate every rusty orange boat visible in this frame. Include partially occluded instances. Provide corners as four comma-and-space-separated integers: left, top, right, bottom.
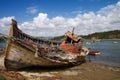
4, 19, 89, 70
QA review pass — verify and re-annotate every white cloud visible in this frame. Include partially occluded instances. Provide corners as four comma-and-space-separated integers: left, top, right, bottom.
0, 1, 120, 37
26, 7, 38, 14
0, 16, 15, 34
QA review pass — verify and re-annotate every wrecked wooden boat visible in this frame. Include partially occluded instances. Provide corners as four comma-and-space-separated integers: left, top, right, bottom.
4, 19, 89, 70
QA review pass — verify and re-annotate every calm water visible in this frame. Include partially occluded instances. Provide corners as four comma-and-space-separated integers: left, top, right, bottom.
0, 42, 6, 47
0, 40, 120, 66
84, 40, 120, 66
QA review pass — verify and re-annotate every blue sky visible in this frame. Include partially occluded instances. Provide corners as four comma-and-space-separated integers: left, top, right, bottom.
0, 0, 119, 21
0, 0, 120, 36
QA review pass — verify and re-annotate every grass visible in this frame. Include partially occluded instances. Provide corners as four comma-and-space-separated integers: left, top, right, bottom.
0, 74, 5, 80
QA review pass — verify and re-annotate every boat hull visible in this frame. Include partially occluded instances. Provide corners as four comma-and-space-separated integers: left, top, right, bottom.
4, 19, 88, 70
4, 41, 86, 70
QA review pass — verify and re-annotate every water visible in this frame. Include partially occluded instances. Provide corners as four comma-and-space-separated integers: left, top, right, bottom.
0, 42, 6, 47
84, 40, 120, 66
0, 40, 120, 66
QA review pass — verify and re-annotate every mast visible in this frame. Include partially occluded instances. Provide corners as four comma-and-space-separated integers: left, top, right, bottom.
72, 27, 75, 35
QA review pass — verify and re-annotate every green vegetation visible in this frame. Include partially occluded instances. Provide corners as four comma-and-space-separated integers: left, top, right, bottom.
0, 38, 4, 42
0, 74, 5, 80
83, 30, 120, 39
51, 30, 120, 40
0, 33, 5, 42
0, 30, 120, 42
50, 35, 65, 41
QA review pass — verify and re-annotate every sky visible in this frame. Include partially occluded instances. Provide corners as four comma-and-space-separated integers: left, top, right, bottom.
0, 0, 120, 37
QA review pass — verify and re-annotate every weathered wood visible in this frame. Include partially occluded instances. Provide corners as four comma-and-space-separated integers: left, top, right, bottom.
4, 19, 89, 70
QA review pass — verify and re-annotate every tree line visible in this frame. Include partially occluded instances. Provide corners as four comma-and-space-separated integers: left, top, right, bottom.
51, 30, 120, 40
83, 30, 120, 39
0, 30, 120, 42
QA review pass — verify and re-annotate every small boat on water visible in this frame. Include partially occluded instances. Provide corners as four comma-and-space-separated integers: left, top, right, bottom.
113, 41, 118, 44
4, 19, 89, 70
88, 49, 101, 56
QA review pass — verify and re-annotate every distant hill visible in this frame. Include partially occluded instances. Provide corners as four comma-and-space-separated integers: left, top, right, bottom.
0, 33, 2, 36
1, 30, 120, 42
51, 35, 65, 41
0, 33, 5, 42
83, 30, 120, 39
51, 30, 120, 40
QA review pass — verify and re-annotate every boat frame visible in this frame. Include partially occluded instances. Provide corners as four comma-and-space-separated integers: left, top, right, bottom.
4, 19, 89, 70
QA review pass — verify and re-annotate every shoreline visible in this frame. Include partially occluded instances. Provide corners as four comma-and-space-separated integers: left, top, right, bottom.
0, 53, 120, 80
0, 61, 120, 80
101, 39, 120, 40
85, 39, 120, 41
0, 47, 120, 80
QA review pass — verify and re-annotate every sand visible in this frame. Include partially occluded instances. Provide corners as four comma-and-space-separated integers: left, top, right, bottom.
0, 47, 120, 80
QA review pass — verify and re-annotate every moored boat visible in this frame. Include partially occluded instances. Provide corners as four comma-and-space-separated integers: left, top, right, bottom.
89, 49, 101, 56
4, 19, 89, 70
